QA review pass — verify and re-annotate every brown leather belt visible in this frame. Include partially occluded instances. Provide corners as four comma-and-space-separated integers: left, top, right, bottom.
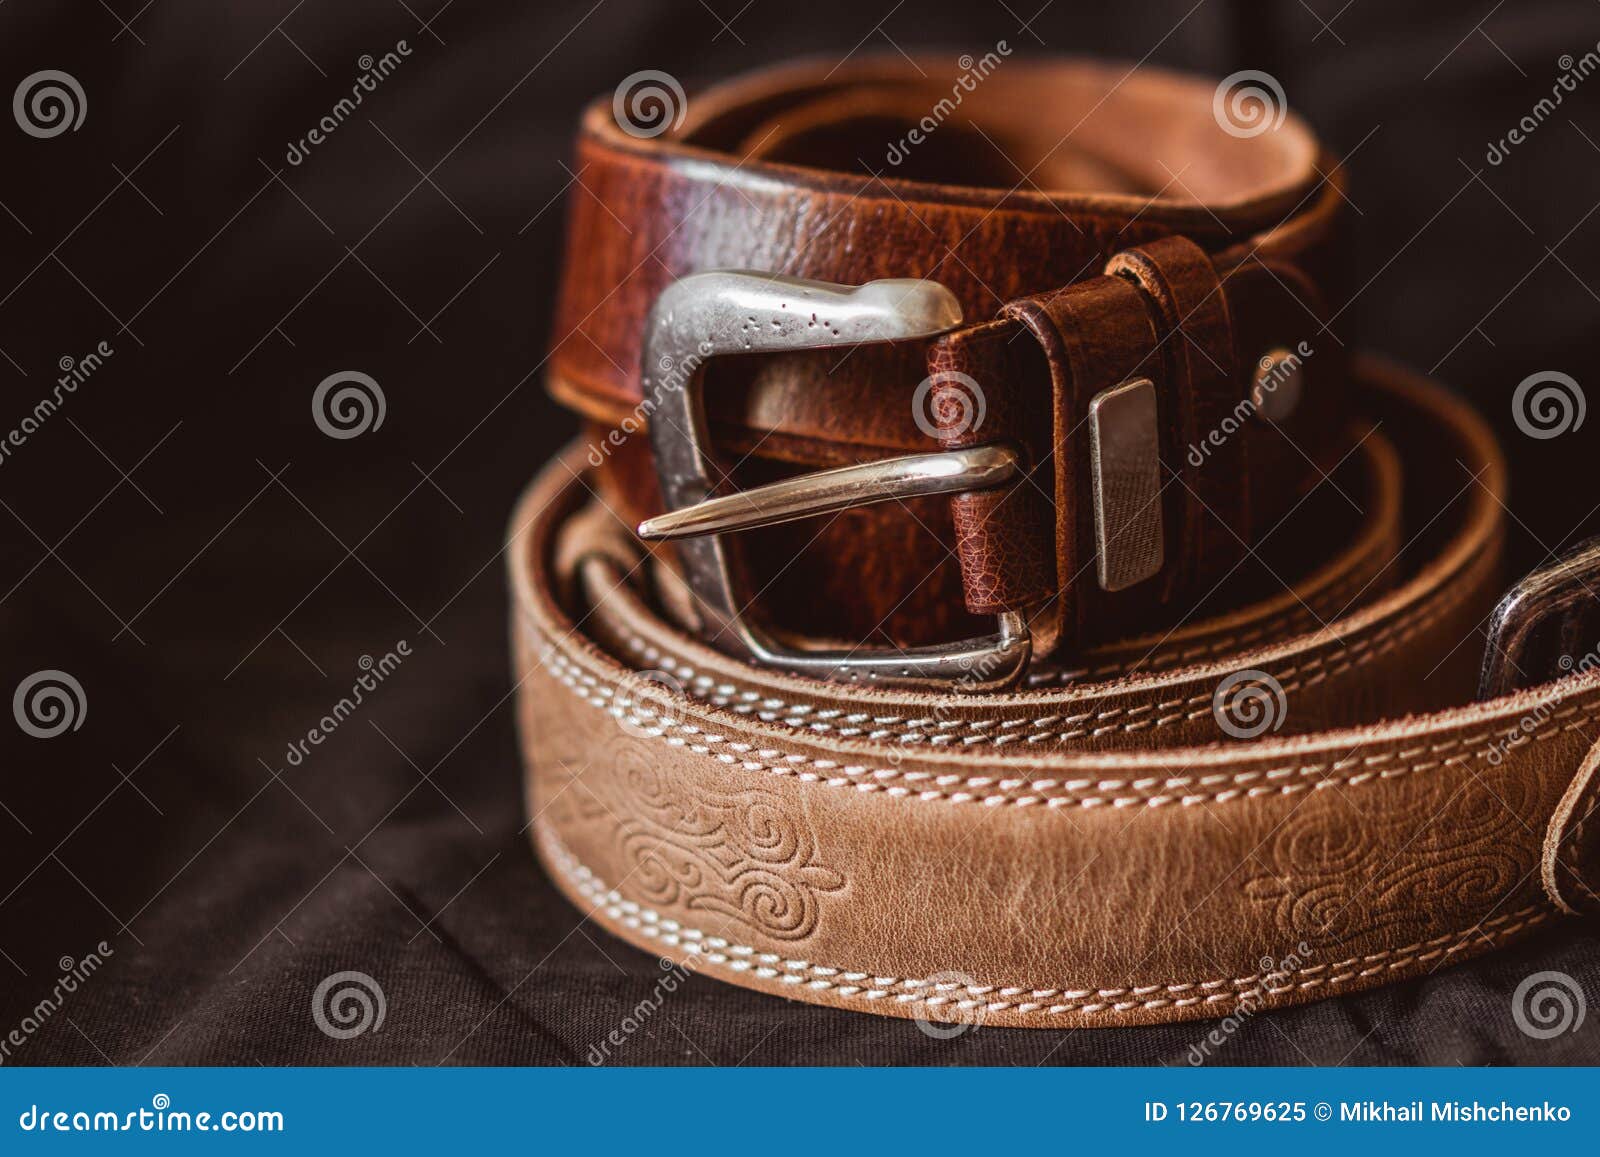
515, 57, 1600, 1028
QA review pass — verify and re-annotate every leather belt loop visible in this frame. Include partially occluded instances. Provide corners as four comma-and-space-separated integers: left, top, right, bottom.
549, 58, 1351, 658
925, 327, 1056, 623
1543, 734, 1600, 917
997, 276, 1163, 649
925, 244, 1337, 658
518, 57, 1588, 1030
1105, 236, 1244, 600
510, 356, 1555, 1030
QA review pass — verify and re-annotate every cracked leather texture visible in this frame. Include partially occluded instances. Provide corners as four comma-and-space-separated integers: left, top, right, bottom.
512, 358, 1600, 1029
548, 57, 1347, 655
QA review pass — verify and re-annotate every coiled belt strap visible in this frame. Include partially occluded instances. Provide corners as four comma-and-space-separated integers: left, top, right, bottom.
553, 55, 1351, 656
511, 358, 1600, 1029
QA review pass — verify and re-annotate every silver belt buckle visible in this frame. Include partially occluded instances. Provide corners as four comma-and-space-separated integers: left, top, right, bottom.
633, 270, 1030, 691
1480, 536, 1600, 698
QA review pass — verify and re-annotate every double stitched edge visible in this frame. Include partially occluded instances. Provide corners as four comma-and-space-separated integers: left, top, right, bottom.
510, 359, 1600, 1030
518, 57, 1600, 1027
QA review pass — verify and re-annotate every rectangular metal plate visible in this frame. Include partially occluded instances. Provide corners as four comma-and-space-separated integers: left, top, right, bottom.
1088, 378, 1165, 592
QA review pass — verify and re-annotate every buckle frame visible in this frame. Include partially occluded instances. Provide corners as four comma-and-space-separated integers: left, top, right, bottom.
635, 270, 1030, 690
1480, 536, 1600, 698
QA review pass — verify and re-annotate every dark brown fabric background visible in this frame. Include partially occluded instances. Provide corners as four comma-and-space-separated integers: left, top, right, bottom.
0, 0, 1597, 1065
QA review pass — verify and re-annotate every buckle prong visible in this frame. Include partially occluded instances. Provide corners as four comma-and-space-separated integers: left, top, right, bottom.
638, 443, 1022, 541
637, 270, 1030, 690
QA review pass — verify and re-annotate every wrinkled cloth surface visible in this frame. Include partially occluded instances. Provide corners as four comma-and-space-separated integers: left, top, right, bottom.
0, 0, 1597, 1065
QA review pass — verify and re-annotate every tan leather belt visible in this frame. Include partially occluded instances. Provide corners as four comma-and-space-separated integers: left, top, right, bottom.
514, 57, 1600, 1028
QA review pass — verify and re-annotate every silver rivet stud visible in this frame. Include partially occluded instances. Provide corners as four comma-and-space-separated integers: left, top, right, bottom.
1251, 347, 1304, 423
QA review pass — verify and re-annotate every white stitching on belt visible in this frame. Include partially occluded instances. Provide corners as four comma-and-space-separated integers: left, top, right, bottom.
540, 644, 1600, 809
589, 533, 1490, 745
541, 832, 1550, 1017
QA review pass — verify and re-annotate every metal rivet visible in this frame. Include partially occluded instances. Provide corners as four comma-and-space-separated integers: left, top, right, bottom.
1251, 347, 1304, 423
